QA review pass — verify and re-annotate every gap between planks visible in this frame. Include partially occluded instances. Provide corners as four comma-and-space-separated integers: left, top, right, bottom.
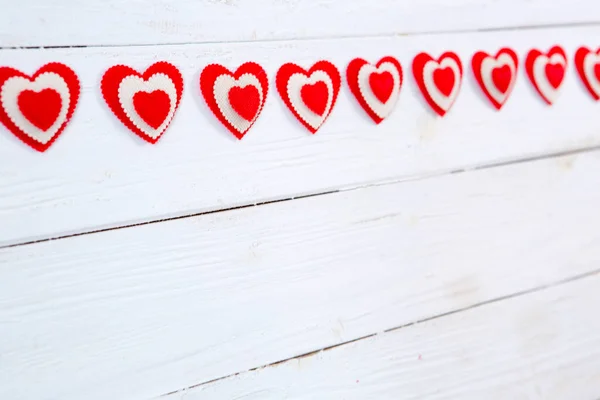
159, 267, 600, 397
3, 143, 600, 251
1, 20, 599, 51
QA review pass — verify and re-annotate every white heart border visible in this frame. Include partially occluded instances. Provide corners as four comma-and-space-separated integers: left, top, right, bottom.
286, 71, 334, 131
0, 72, 71, 145
422, 57, 462, 112
357, 62, 401, 119
213, 73, 264, 135
117, 73, 178, 140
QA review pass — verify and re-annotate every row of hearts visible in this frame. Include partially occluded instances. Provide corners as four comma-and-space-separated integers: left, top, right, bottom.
0, 45, 598, 152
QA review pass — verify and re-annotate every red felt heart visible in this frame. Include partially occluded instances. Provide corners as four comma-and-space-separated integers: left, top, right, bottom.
525, 46, 567, 105
574, 47, 600, 101
200, 62, 268, 140
276, 61, 341, 133
101, 62, 183, 143
228, 85, 260, 121
471, 48, 518, 110
346, 57, 403, 124
492, 65, 512, 93
301, 81, 329, 116
433, 67, 455, 96
18, 89, 62, 131
412, 52, 463, 116
132, 90, 170, 129
0, 63, 80, 152
545, 63, 565, 89
369, 71, 394, 103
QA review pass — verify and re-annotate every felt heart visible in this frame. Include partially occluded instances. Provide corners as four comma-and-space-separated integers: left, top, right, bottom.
132, 90, 171, 130
369, 71, 394, 103
300, 81, 328, 116
471, 48, 518, 110
525, 46, 567, 105
433, 67, 455, 96
545, 63, 565, 89
200, 62, 268, 140
0, 62, 80, 152
346, 56, 403, 124
574, 46, 600, 101
412, 52, 463, 116
101, 62, 183, 144
276, 61, 341, 133
492, 65, 512, 93
18, 89, 62, 131
228, 85, 261, 121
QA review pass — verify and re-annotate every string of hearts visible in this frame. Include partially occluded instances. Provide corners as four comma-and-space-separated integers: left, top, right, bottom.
1, 45, 599, 152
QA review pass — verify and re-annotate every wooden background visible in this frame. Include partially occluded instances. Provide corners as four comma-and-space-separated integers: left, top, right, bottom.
1, 1, 600, 399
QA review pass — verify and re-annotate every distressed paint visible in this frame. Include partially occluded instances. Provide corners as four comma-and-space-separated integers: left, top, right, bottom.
1, 152, 600, 399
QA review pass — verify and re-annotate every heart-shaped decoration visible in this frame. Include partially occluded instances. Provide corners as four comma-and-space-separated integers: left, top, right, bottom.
276, 61, 341, 134
471, 48, 519, 110
574, 46, 600, 101
525, 46, 567, 105
0, 63, 80, 152
200, 62, 268, 140
101, 62, 183, 143
346, 56, 403, 124
412, 52, 463, 116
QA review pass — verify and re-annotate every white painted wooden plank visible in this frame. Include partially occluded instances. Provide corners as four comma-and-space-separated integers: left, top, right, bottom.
2, 26, 600, 246
2, 151, 600, 400
185, 273, 600, 400
1, 0, 598, 48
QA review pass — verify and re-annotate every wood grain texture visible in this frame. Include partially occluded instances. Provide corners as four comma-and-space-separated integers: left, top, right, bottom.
2, 26, 600, 246
2, 150, 600, 400
182, 272, 600, 400
1, 0, 598, 48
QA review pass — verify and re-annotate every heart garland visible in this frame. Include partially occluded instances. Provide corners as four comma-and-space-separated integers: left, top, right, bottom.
3, 46, 599, 151
276, 61, 341, 134
412, 52, 463, 116
574, 46, 600, 101
0, 63, 80, 152
200, 62, 268, 140
471, 48, 518, 110
346, 56, 403, 124
525, 46, 567, 105
101, 62, 183, 143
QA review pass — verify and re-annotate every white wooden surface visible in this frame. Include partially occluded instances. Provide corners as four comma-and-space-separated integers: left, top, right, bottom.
1, 1, 599, 399
183, 272, 600, 400
0, 0, 598, 47
1, 26, 600, 246
2, 151, 600, 400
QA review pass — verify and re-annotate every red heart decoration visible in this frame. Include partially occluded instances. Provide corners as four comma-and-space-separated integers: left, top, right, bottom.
369, 71, 394, 103
346, 56, 403, 124
18, 89, 62, 132
300, 81, 329, 116
101, 62, 183, 144
574, 46, 600, 101
433, 67, 455, 96
545, 63, 565, 89
471, 48, 518, 110
0, 63, 80, 152
228, 85, 261, 122
133, 90, 171, 130
412, 52, 463, 116
200, 62, 268, 140
276, 61, 341, 134
491, 65, 512, 93
525, 46, 567, 105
